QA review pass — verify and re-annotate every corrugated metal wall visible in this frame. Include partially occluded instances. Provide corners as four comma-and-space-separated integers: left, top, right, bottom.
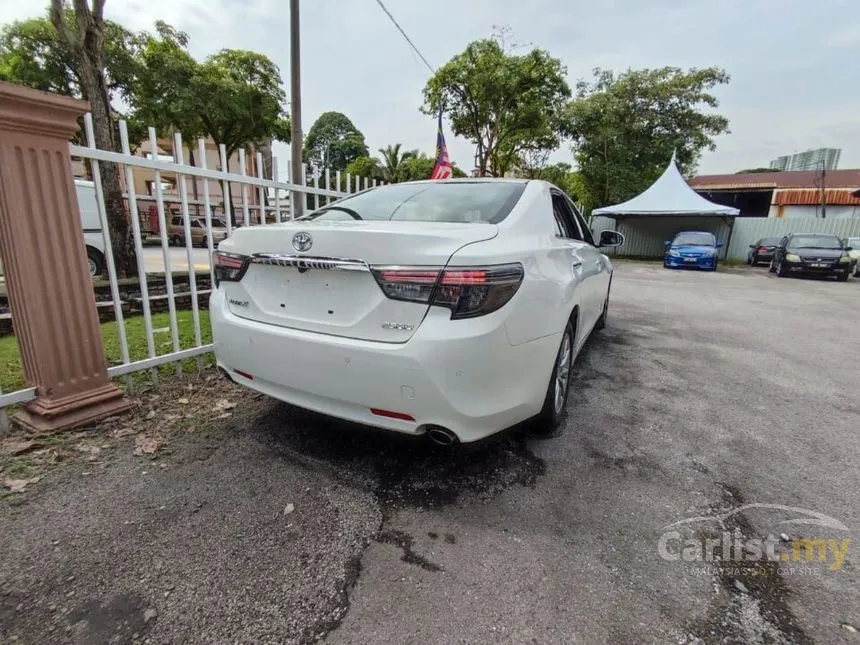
589, 216, 860, 260
727, 218, 860, 260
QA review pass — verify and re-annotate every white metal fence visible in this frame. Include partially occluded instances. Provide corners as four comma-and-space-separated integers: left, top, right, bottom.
0, 114, 378, 429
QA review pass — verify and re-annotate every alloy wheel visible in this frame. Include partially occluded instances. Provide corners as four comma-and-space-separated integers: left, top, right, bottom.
554, 331, 572, 414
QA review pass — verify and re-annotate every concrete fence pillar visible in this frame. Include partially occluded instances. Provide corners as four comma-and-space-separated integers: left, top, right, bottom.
0, 82, 132, 432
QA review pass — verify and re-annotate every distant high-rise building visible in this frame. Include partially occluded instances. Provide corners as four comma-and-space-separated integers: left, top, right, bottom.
769, 148, 841, 171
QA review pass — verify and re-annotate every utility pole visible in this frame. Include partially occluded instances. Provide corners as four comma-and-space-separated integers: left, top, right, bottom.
289, 0, 304, 218
820, 160, 826, 219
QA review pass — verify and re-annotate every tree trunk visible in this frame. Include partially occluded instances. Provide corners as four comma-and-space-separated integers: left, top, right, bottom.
78, 45, 135, 278
51, 0, 136, 278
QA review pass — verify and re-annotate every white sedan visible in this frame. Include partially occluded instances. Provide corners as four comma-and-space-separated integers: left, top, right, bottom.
210, 179, 623, 444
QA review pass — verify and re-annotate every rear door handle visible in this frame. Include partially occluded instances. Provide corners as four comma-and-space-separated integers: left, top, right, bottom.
572, 260, 583, 268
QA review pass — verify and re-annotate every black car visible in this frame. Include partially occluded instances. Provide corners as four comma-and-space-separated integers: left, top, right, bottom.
769, 234, 854, 281
747, 237, 781, 266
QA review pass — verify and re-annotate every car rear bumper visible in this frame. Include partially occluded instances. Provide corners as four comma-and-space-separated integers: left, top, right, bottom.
209, 290, 559, 443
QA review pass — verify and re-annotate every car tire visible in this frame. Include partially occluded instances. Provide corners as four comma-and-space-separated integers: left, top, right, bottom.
776, 259, 787, 277
749, 255, 757, 266
595, 278, 611, 330
86, 246, 105, 278
836, 273, 849, 282
171, 235, 182, 247
768, 258, 777, 273
534, 320, 574, 434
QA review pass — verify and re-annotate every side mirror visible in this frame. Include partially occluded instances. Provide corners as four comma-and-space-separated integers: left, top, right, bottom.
846, 247, 854, 252
664, 240, 672, 246
749, 244, 755, 248
599, 230, 624, 248
716, 243, 724, 249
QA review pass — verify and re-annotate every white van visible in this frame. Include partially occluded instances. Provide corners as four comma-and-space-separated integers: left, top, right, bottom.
0, 180, 105, 279
76, 179, 108, 277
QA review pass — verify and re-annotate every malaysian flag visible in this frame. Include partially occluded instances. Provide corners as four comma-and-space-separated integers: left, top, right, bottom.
430, 108, 453, 180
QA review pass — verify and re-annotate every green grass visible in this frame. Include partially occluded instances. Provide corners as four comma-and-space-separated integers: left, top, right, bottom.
0, 310, 213, 393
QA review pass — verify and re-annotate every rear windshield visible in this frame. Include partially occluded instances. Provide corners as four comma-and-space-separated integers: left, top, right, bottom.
759, 237, 781, 245
673, 232, 715, 246
299, 181, 527, 224
789, 235, 842, 250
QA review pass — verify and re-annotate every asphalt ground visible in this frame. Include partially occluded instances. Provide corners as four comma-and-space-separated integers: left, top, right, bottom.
2, 261, 858, 644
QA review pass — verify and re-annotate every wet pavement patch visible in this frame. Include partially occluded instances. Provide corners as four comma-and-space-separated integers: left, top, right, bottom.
375, 529, 442, 572
258, 403, 546, 512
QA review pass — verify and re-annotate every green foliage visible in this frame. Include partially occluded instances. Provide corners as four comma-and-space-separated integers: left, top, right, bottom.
345, 155, 383, 181
422, 33, 570, 177
735, 167, 774, 174
303, 112, 368, 172
193, 49, 290, 156
377, 143, 417, 183
565, 66, 730, 210
398, 153, 435, 181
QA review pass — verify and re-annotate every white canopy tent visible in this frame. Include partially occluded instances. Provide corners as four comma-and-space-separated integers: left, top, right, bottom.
591, 154, 740, 258
593, 153, 739, 217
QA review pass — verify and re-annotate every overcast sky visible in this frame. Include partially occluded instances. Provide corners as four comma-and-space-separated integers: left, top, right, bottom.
2, 0, 859, 175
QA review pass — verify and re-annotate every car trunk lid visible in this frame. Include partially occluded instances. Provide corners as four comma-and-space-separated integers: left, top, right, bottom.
219, 220, 497, 342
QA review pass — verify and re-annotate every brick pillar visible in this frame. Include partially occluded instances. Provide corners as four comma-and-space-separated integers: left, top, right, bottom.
0, 82, 132, 432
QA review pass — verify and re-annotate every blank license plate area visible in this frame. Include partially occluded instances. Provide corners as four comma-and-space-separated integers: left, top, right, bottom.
250, 264, 380, 324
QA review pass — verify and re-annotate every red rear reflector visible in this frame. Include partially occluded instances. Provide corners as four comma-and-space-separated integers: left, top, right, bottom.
370, 408, 415, 422
234, 368, 253, 380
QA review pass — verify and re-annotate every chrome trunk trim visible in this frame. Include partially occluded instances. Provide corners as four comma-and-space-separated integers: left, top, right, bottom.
250, 254, 370, 272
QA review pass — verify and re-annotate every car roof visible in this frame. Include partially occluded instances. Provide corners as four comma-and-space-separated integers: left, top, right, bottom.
675, 231, 714, 235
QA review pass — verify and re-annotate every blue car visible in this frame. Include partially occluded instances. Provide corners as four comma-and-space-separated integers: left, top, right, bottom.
664, 231, 722, 271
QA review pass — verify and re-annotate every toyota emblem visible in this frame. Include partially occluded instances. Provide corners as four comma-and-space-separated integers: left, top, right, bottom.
292, 232, 313, 252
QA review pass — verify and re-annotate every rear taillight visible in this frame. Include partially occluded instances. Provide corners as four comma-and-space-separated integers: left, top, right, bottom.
758, 246, 767, 253
371, 264, 524, 319
213, 251, 249, 286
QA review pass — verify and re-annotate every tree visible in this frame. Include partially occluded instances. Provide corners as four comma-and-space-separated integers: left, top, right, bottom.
193, 49, 290, 159
421, 32, 571, 177
49, 0, 137, 276
303, 112, 368, 172
344, 156, 382, 183
565, 66, 730, 211
377, 144, 417, 183
736, 167, 773, 174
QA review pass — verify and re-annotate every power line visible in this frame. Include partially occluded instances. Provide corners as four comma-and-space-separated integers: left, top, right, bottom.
373, 0, 435, 74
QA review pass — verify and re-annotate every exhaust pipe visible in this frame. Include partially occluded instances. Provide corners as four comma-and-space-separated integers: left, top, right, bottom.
426, 425, 459, 447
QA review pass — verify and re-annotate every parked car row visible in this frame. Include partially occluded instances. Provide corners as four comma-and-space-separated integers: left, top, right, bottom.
764, 234, 855, 281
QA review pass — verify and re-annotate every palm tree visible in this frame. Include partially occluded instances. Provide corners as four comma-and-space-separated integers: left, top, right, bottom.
377, 144, 417, 183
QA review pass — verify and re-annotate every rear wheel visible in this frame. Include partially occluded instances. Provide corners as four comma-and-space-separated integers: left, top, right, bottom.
768, 258, 777, 273
171, 235, 182, 247
836, 273, 849, 282
86, 246, 104, 278
534, 320, 574, 434
749, 254, 757, 266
